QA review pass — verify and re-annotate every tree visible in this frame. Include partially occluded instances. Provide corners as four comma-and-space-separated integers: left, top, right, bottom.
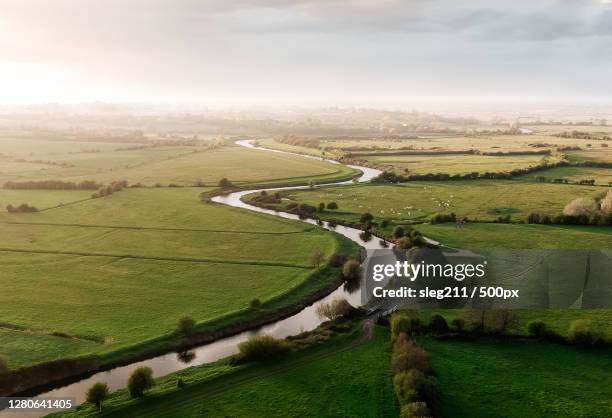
249, 298, 262, 309
128, 367, 155, 398
392, 226, 405, 239
86, 382, 109, 412
177, 316, 196, 336
601, 190, 612, 215
218, 178, 234, 189
342, 259, 362, 281
315, 297, 354, 320
429, 314, 449, 334
327, 201, 338, 210
309, 249, 325, 268
360, 212, 374, 225
563, 198, 597, 216
489, 310, 519, 334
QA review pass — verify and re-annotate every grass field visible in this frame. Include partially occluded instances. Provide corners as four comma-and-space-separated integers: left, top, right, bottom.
420, 337, 612, 418
361, 153, 544, 175
0, 189, 92, 211
0, 188, 359, 369
0, 138, 358, 186
415, 309, 612, 337
54, 326, 397, 418
258, 180, 602, 223
567, 148, 612, 163
521, 166, 612, 185
417, 223, 612, 249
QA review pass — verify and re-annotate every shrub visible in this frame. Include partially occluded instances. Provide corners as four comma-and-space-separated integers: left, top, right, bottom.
380, 218, 390, 228
451, 318, 465, 332
315, 298, 355, 321
359, 230, 372, 241
601, 190, 612, 215
360, 212, 374, 225
309, 248, 325, 268
400, 402, 431, 418
236, 335, 289, 362
392, 333, 431, 374
177, 316, 196, 336
391, 314, 422, 337
393, 371, 419, 404
329, 253, 347, 267
527, 320, 547, 338
526, 212, 541, 224
342, 259, 362, 281
395, 236, 413, 249
429, 314, 449, 334
394, 369, 436, 406
218, 178, 234, 189
568, 320, 602, 347
392, 225, 406, 238
128, 367, 155, 398
249, 298, 262, 309
327, 201, 338, 210
86, 382, 109, 412
563, 198, 597, 216
489, 310, 520, 334
317, 202, 325, 212
177, 378, 185, 388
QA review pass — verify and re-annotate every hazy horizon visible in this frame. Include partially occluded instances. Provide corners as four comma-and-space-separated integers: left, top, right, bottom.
1, 0, 611, 106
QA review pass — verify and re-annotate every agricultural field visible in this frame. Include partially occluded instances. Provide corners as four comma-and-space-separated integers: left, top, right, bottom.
567, 148, 612, 163
360, 153, 544, 176
0, 136, 358, 186
0, 187, 358, 369
261, 133, 611, 155
420, 337, 612, 418
417, 223, 612, 249
521, 166, 612, 186
54, 326, 397, 418
255, 181, 604, 223
0, 189, 92, 211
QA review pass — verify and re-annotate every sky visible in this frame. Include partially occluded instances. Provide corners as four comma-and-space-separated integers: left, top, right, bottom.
0, 0, 611, 106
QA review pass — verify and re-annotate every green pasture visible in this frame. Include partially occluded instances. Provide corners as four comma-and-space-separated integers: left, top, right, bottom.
261, 180, 601, 223
0, 187, 358, 369
420, 337, 612, 418
362, 154, 543, 175
418, 223, 612, 249
0, 139, 357, 186
0, 189, 92, 211
521, 166, 612, 185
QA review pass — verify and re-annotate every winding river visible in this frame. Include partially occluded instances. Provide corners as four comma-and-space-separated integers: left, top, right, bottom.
2, 140, 384, 417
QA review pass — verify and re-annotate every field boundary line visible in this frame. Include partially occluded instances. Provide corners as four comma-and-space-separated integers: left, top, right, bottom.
0, 221, 313, 235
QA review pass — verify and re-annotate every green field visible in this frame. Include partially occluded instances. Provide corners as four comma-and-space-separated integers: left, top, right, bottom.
421, 337, 612, 418
0, 188, 358, 369
415, 309, 612, 337
0, 138, 358, 186
256, 180, 602, 223
0, 189, 92, 211
521, 166, 612, 185
54, 326, 397, 418
361, 153, 544, 175
417, 223, 612, 249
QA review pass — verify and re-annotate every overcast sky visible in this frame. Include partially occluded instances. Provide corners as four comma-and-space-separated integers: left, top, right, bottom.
0, 0, 611, 105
